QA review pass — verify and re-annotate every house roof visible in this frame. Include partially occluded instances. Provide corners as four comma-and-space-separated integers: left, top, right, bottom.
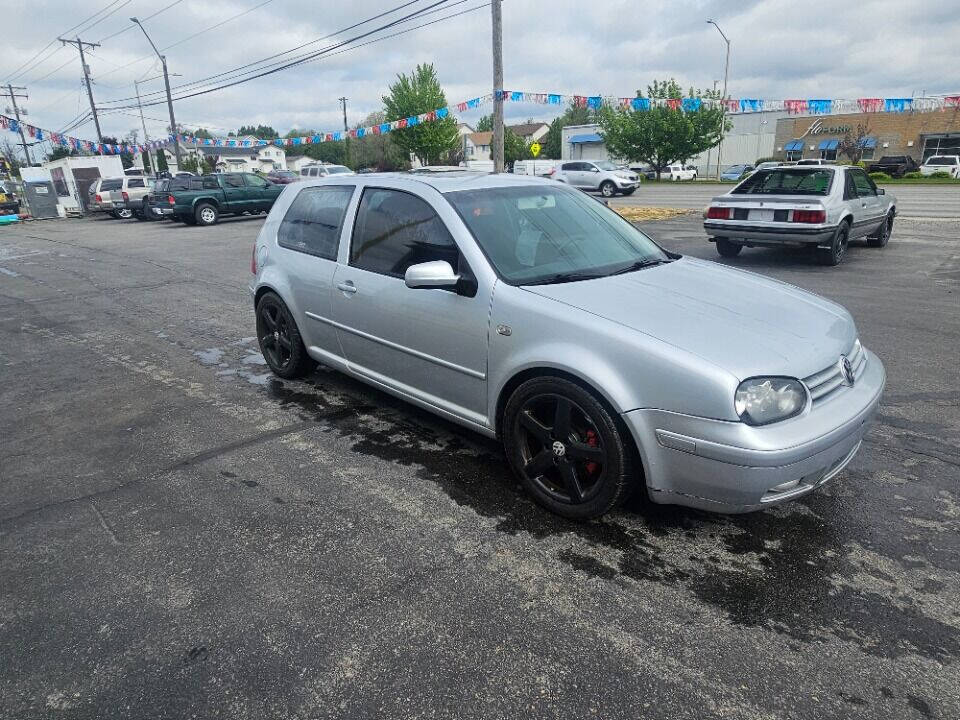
468, 131, 493, 145
507, 122, 548, 137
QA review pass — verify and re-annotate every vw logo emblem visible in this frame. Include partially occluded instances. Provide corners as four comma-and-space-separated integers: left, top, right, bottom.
551, 440, 566, 458
840, 356, 855, 386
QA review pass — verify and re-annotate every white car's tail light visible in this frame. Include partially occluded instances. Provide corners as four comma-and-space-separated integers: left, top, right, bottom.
792, 210, 826, 224
707, 207, 731, 220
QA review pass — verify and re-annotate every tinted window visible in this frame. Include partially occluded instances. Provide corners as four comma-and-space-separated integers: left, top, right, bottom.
278, 186, 353, 260
351, 188, 458, 277
843, 173, 856, 201
245, 174, 269, 188
224, 174, 244, 188
300, 168, 309, 176
561, 163, 578, 171
154, 179, 169, 192
851, 170, 876, 197
100, 179, 123, 191
169, 178, 192, 191
732, 168, 834, 195
201, 176, 219, 190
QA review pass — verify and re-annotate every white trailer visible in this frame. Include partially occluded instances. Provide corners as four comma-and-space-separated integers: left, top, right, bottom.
512, 159, 560, 177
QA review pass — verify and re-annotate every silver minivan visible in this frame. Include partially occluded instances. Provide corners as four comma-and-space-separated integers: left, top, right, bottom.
250, 172, 884, 518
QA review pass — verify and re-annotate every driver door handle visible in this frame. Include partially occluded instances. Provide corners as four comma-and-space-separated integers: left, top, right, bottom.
337, 281, 357, 294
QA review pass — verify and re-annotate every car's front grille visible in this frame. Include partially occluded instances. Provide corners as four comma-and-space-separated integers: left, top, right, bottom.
803, 339, 866, 404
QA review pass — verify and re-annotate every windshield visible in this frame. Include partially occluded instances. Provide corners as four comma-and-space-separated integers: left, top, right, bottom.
325, 166, 351, 174
926, 156, 957, 166
446, 185, 668, 285
731, 168, 834, 196
592, 161, 618, 171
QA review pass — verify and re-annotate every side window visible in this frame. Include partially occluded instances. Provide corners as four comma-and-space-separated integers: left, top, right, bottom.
277, 186, 354, 260
245, 174, 269, 188
350, 188, 459, 278
851, 170, 876, 197
561, 163, 577, 171
224, 174, 244, 188
300, 168, 309, 176
202, 177, 219, 190
843, 173, 857, 200
129, 178, 145, 188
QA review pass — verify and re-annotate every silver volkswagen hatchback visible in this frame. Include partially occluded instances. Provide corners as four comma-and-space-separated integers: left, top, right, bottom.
251, 172, 884, 518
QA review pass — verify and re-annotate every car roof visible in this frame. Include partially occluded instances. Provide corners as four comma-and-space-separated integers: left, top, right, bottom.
296, 171, 552, 194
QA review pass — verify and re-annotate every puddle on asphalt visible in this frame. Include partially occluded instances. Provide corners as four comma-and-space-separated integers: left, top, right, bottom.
187, 337, 960, 667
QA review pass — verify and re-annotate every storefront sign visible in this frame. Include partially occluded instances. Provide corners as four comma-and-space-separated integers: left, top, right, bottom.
801, 119, 852, 137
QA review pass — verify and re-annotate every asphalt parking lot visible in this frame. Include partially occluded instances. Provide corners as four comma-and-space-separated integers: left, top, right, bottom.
1, 210, 958, 719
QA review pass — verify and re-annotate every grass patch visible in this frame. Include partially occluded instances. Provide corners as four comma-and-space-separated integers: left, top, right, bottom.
612, 206, 695, 222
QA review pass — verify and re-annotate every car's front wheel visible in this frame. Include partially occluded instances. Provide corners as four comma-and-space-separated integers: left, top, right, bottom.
256, 292, 313, 379
816, 223, 849, 266
599, 181, 616, 198
715, 238, 743, 257
503, 377, 633, 519
867, 212, 893, 248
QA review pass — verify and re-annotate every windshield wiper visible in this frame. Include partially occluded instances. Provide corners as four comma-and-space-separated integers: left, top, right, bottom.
608, 258, 674, 276
523, 270, 609, 285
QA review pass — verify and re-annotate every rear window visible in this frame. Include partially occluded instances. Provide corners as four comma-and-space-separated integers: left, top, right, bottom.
926, 156, 958, 166
732, 168, 834, 196
100, 179, 123, 191
878, 156, 906, 163
169, 178, 193, 191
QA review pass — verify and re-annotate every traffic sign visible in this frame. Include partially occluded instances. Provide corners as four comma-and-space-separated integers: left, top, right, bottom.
530, 142, 541, 157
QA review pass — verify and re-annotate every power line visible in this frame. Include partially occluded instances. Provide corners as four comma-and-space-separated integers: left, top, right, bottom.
97, 0, 187, 43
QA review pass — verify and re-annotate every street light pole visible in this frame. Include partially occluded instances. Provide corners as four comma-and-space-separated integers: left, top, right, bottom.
491, 0, 504, 173
707, 19, 730, 179
131, 17, 180, 169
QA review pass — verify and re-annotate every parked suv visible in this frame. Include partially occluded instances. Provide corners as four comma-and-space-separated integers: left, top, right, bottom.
88, 178, 125, 215
919, 155, 960, 178
551, 160, 638, 197
299, 164, 355, 179
114, 176, 156, 219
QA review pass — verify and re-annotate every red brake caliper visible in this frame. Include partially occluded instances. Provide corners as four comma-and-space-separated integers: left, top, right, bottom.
584, 429, 599, 476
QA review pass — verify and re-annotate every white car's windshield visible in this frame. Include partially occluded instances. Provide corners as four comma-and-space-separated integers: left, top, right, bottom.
446, 185, 669, 285
925, 157, 957, 166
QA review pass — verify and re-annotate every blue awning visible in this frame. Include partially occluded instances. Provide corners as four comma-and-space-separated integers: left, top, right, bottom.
858, 136, 877, 148
784, 139, 804, 151
569, 133, 603, 144
818, 139, 839, 151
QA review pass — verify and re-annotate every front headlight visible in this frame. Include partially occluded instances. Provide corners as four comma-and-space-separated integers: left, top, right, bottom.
735, 377, 807, 426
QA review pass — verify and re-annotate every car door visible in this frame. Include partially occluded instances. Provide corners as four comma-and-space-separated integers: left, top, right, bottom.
274, 184, 356, 365
329, 184, 491, 423
244, 172, 281, 212
559, 162, 583, 187
849, 169, 884, 237
220, 173, 246, 213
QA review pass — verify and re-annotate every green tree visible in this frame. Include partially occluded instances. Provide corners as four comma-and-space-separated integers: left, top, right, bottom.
238, 124, 277, 139
46, 145, 77, 161
155, 149, 169, 173
186, 128, 214, 140
503, 128, 532, 168
352, 112, 409, 171
201, 156, 216, 174
141, 150, 152, 174
596, 79, 727, 179
475, 114, 493, 132
382, 63, 459, 166
180, 155, 200, 174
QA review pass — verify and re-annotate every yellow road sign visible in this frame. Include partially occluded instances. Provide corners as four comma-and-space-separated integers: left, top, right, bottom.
530, 142, 541, 157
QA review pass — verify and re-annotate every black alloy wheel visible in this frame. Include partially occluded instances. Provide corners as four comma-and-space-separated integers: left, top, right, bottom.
504, 377, 632, 518
867, 213, 893, 247
817, 222, 849, 266
255, 293, 313, 379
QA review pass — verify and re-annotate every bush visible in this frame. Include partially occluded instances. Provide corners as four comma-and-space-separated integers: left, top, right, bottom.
868, 171, 892, 181
929, 170, 952, 179
903, 171, 922, 179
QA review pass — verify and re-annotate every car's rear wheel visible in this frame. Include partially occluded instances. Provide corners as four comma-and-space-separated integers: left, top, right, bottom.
816, 223, 849, 266
867, 213, 893, 248
195, 202, 218, 226
715, 237, 743, 257
599, 181, 616, 198
256, 292, 313, 379
503, 377, 632, 519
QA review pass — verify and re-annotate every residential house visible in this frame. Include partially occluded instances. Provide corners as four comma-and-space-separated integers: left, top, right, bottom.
465, 131, 493, 162
507, 122, 549, 143
157, 138, 287, 174
287, 155, 317, 173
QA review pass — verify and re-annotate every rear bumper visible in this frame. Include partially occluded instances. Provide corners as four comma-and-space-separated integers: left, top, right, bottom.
0, 201, 19, 214
704, 221, 836, 245
623, 348, 885, 513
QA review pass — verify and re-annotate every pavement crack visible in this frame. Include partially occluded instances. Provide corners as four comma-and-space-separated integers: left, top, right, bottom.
88, 500, 120, 545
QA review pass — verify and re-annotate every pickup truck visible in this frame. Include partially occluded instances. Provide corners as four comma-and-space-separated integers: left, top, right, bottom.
167, 172, 284, 226
867, 155, 919, 178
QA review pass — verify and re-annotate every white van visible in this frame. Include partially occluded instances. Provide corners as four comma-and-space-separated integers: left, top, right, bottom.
512, 159, 560, 177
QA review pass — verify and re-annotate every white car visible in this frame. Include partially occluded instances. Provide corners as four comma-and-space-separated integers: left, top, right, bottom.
665, 164, 696, 181
551, 160, 639, 197
919, 155, 960, 178
299, 164, 355, 179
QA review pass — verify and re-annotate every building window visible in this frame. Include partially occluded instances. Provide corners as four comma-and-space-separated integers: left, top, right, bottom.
785, 150, 803, 161
861, 147, 875, 161
922, 134, 960, 161
820, 148, 838, 161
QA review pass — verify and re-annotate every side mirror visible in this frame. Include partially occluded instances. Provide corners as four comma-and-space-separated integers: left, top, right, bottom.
404, 260, 460, 289
877, 188, 885, 195
591, 167, 600, 173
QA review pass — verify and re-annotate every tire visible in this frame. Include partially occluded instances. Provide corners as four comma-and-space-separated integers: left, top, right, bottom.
503, 376, 633, 519
255, 292, 313, 379
621, 188, 636, 196
115, 208, 134, 220
715, 238, 743, 257
195, 202, 219, 226
599, 181, 616, 198
816, 222, 850, 266
866, 213, 893, 248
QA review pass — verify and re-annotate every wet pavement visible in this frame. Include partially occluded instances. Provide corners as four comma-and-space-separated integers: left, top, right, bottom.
1, 213, 958, 719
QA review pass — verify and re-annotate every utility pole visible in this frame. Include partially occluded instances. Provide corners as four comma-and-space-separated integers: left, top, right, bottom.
707, 19, 730, 179
131, 18, 180, 169
491, 0, 504, 173
339, 96, 350, 167
59, 37, 103, 143
4, 84, 33, 166
134, 79, 150, 142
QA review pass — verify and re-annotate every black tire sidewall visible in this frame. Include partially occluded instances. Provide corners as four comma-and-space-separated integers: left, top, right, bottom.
715, 238, 742, 257
503, 377, 631, 519
600, 181, 615, 197
255, 292, 313, 379
818, 223, 848, 265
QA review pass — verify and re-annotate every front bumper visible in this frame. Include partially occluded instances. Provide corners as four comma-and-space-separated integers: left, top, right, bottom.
704, 221, 836, 246
623, 348, 885, 513
613, 177, 638, 189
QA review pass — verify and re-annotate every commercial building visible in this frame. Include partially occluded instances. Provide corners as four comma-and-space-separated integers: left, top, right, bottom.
773, 111, 960, 163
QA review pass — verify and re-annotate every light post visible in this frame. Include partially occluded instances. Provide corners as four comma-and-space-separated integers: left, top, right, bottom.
134, 72, 180, 172
131, 17, 181, 169
707, 19, 730, 179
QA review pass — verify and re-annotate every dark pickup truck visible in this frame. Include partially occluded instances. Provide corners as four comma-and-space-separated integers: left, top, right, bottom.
168, 172, 285, 225
867, 155, 919, 178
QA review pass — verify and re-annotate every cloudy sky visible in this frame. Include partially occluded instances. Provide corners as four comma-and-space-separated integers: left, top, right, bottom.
2, 0, 957, 148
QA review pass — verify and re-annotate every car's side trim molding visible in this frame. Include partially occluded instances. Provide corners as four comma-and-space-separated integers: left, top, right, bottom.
304, 310, 486, 380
